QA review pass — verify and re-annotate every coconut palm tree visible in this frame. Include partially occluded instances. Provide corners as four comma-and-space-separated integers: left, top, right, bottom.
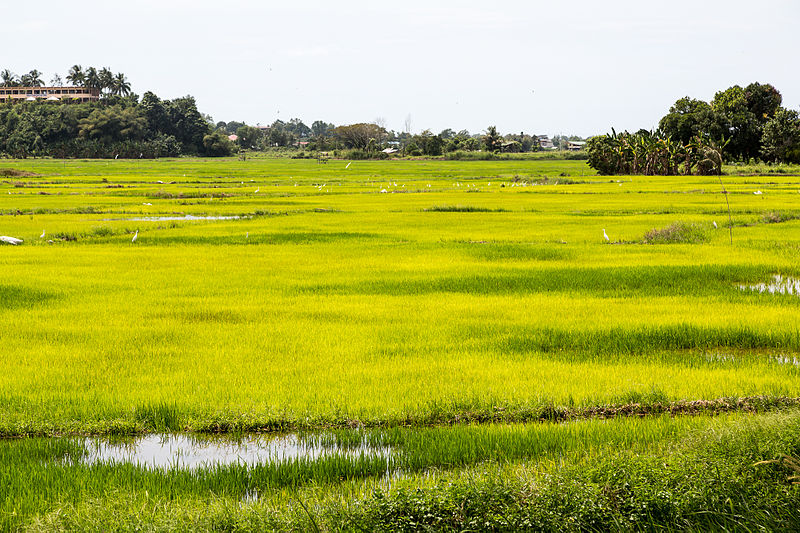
0, 69, 18, 87
84, 67, 100, 90
112, 73, 131, 96
99, 67, 114, 93
20, 69, 44, 87
66, 65, 84, 86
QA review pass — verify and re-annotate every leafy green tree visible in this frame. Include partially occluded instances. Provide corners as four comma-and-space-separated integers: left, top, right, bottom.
78, 106, 147, 144
286, 118, 311, 138
483, 125, 502, 152
744, 82, 782, 122
311, 120, 333, 138
221, 121, 245, 135
333, 123, 385, 149
202, 131, 234, 156
163, 96, 211, 153
710, 83, 781, 161
412, 130, 444, 156
658, 97, 718, 145
761, 108, 800, 163
140, 92, 169, 135
235, 125, 263, 149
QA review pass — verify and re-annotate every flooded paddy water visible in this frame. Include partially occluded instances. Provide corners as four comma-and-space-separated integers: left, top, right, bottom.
19, 432, 394, 470
739, 274, 800, 296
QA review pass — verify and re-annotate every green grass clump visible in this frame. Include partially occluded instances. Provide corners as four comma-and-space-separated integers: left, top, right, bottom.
423, 205, 507, 212
641, 221, 711, 244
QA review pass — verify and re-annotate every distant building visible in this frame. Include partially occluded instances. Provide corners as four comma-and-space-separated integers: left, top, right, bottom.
565, 140, 586, 151
537, 135, 555, 149
0, 86, 100, 102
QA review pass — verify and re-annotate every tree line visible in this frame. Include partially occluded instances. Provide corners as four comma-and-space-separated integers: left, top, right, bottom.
0, 65, 235, 158
587, 82, 800, 175
0, 92, 233, 158
1, 65, 131, 96
216, 118, 577, 158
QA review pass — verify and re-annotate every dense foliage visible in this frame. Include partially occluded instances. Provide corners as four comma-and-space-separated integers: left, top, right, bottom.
657, 82, 799, 164
0, 93, 232, 158
586, 129, 724, 176
587, 82, 799, 174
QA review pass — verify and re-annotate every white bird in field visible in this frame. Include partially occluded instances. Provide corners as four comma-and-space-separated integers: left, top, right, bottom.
603, 229, 610, 242
246, 232, 249, 239
754, 190, 762, 195
255, 187, 260, 193
40, 230, 45, 239
345, 162, 352, 169
713, 221, 718, 229
131, 230, 138, 243
0, 236, 23, 245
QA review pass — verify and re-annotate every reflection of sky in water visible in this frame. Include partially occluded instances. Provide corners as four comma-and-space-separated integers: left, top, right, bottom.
740, 275, 800, 296
84, 433, 391, 470
109, 215, 242, 222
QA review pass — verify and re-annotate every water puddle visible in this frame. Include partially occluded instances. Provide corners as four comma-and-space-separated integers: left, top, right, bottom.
739, 274, 800, 296
76, 433, 392, 470
113, 215, 243, 222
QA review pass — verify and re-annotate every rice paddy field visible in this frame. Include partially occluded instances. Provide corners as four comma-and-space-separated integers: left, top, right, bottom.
1, 156, 800, 530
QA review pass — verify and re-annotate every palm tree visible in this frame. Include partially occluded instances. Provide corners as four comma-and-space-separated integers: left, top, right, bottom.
66, 65, 84, 86
99, 67, 114, 93
112, 73, 131, 96
84, 67, 100, 90
50, 73, 63, 86
21, 69, 44, 87
0, 69, 18, 87
483, 126, 502, 152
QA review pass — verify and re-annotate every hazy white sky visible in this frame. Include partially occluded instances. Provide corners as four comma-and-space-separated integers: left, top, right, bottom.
3, 0, 798, 137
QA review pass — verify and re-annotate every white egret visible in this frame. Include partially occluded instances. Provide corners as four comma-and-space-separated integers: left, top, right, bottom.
345, 162, 352, 169
40, 230, 45, 239
603, 229, 610, 242
713, 221, 718, 229
0, 236, 23, 245
754, 190, 763, 195
131, 230, 138, 243
246, 232, 249, 239
255, 187, 260, 193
